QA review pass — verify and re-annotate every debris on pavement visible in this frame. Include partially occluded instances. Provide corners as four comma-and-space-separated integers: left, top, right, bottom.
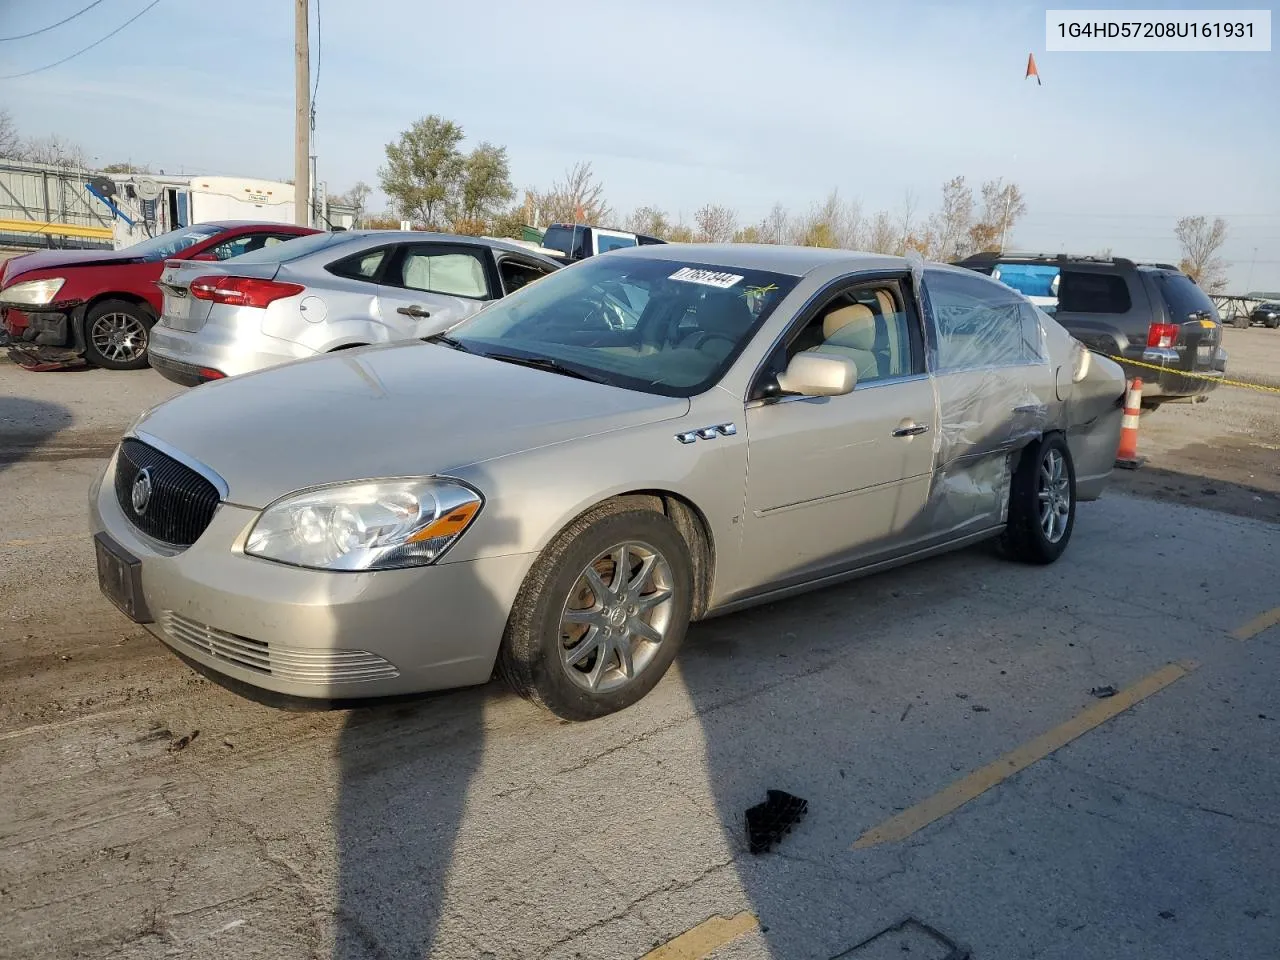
1090, 685, 1119, 699
168, 729, 201, 753
745, 789, 808, 854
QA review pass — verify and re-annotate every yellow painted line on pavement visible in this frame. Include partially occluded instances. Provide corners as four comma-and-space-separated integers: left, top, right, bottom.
853, 661, 1197, 849
639, 912, 759, 960
1232, 607, 1280, 641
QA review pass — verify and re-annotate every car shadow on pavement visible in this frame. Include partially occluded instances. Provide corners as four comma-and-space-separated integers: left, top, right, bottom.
0, 397, 75, 472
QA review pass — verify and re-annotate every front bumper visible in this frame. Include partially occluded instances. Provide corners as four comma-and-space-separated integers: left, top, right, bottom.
89, 454, 533, 700
149, 322, 316, 383
2, 301, 86, 349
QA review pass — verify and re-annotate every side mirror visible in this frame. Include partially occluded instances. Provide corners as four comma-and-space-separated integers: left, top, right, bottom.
776, 353, 857, 397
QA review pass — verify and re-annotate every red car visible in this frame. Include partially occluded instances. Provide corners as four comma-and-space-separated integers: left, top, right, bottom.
1, 221, 318, 370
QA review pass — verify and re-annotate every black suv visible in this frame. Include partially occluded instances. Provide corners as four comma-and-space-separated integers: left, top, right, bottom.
955, 253, 1227, 410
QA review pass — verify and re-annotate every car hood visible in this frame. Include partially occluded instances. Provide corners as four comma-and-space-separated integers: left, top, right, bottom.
2, 248, 143, 285
131, 342, 690, 507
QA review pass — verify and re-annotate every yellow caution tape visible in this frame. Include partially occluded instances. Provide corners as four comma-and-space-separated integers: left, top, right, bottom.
1097, 353, 1280, 396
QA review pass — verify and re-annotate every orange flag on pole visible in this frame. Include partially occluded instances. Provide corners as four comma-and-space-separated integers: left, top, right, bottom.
1026, 52, 1042, 85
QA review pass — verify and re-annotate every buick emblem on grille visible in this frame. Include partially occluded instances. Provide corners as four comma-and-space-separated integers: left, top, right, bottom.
131, 467, 154, 515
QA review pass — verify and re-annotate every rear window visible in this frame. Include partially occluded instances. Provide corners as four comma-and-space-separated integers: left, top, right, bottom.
1153, 271, 1219, 321
541, 225, 585, 258
597, 233, 637, 253
228, 231, 358, 265
1058, 271, 1132, 314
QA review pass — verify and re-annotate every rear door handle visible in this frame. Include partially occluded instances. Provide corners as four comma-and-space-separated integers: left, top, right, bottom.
892, 423, 930, 438
396, 305, 431, 318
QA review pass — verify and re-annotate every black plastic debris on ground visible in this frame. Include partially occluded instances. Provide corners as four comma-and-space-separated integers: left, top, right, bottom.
1090, 684, 1119, 699
745, 789, 808, 854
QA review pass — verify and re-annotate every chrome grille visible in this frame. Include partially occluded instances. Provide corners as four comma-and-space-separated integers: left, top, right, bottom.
114, 439, 220, 547
161, 612, 400, 684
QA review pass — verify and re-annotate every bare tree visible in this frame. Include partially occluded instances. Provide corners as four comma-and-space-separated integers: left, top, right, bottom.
667, 220, 695, 243
970, 178, 1027, 253
865, 210, 898, 254
330, 181, 372, 226
930, 176, 974, 261
798, 189, 861, 249
532, 162, 611, 226
1175, 216, 1229, 292
895, 189, 919, 255
757, 203, 791, 244
694, 203, 738, 242
626, 205, 670, 238
0, 110, 21, 158
22, 134, 88, 169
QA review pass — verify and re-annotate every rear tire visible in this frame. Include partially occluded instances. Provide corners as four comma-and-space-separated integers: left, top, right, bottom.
1266, 317, 1280, 330
83, 300, 153, 370
498, 504, 693, 721
1000, 433, 1076, 565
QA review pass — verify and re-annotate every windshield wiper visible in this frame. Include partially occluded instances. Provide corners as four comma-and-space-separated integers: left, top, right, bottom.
423, 332, 470, 352
484, 353, 610, 384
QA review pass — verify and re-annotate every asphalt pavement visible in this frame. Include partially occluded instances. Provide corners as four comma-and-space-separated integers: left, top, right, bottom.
0, 357, 1277, 960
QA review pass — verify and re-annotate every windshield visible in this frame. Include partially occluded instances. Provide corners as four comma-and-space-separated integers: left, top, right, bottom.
229, 230, 356, 264
119, 225, 222, 261
448, 255, 798, 397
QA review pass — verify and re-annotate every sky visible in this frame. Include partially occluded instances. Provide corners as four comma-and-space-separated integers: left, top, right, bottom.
1, 0, 1277, 291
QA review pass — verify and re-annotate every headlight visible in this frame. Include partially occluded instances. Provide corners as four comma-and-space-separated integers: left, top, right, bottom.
245, 478, 482, 571
1, 277, 65, 306
1071, 338, 1092, 383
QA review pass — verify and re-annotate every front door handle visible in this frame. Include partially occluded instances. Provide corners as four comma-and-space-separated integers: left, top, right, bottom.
397, 305, 432, 318
892, 423, 930, 438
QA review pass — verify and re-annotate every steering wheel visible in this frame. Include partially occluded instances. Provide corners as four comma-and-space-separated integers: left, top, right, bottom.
555, 297, 616, 333
677, 329, 737, 353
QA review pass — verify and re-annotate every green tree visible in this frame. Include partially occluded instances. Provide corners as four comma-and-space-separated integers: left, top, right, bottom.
459, 143, 514, 224
379, 115, 466, 228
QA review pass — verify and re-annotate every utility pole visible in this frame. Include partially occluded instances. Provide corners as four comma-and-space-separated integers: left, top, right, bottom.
293, 0, 310, 227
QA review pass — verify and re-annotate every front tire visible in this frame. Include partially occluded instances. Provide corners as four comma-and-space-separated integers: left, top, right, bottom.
83, 300, 153, 370
1000, 434, 1076, 565
498, 505, 693, 721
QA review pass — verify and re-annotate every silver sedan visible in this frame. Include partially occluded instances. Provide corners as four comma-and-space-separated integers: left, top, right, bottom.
147, 231, 561, 385
91, 245, 1127, 720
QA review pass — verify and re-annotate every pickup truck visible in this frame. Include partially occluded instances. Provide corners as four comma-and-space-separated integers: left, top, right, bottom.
538, 224, 665, 264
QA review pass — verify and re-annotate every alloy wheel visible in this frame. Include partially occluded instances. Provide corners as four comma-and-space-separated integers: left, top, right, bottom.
1038, 448, 1071, 543
559, 540, 675, 694
90, 312, 148, 364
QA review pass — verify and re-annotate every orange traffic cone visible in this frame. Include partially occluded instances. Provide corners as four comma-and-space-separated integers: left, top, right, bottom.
1115, 378, 1145, 469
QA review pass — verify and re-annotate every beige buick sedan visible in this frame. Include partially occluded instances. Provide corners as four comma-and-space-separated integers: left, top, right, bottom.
91, 245, 1126, 720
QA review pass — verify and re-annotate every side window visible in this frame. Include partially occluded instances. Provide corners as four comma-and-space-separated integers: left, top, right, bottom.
785, 281, 919, 385
1058, 271, 1132, 314
924, 270, 1026, 371
498, 258, 555, 296
206, 232, 297, 261
327, 247, 389, 282
393, 247, 490, 298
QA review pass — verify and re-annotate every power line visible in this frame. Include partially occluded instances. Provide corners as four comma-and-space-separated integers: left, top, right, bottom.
312, 0, 322, 106
0, 0, 162, 79
0, 0, 109, 42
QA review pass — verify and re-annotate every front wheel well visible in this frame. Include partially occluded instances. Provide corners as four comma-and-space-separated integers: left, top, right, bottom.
562, 491, 716, 620
83, 292, 156, 322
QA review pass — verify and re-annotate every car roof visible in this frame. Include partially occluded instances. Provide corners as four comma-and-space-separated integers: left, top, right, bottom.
610, 242, 911, 278
198, 220, 316, 231
330, 230, 562, 265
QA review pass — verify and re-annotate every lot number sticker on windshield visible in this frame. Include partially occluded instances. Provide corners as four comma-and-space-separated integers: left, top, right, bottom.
669, 267, 743, 289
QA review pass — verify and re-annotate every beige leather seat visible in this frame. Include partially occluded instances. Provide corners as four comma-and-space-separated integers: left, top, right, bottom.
807, 303, 880, 381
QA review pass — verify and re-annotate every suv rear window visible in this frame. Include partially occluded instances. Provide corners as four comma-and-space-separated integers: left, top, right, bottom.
1058, 271, 1132, 314
1152, 271, 1219, 322
541, 225, 586, 259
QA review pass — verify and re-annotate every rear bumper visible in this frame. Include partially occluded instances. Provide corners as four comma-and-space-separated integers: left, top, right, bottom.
1127, 346, 1226, 401
149, 322, 315, 381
